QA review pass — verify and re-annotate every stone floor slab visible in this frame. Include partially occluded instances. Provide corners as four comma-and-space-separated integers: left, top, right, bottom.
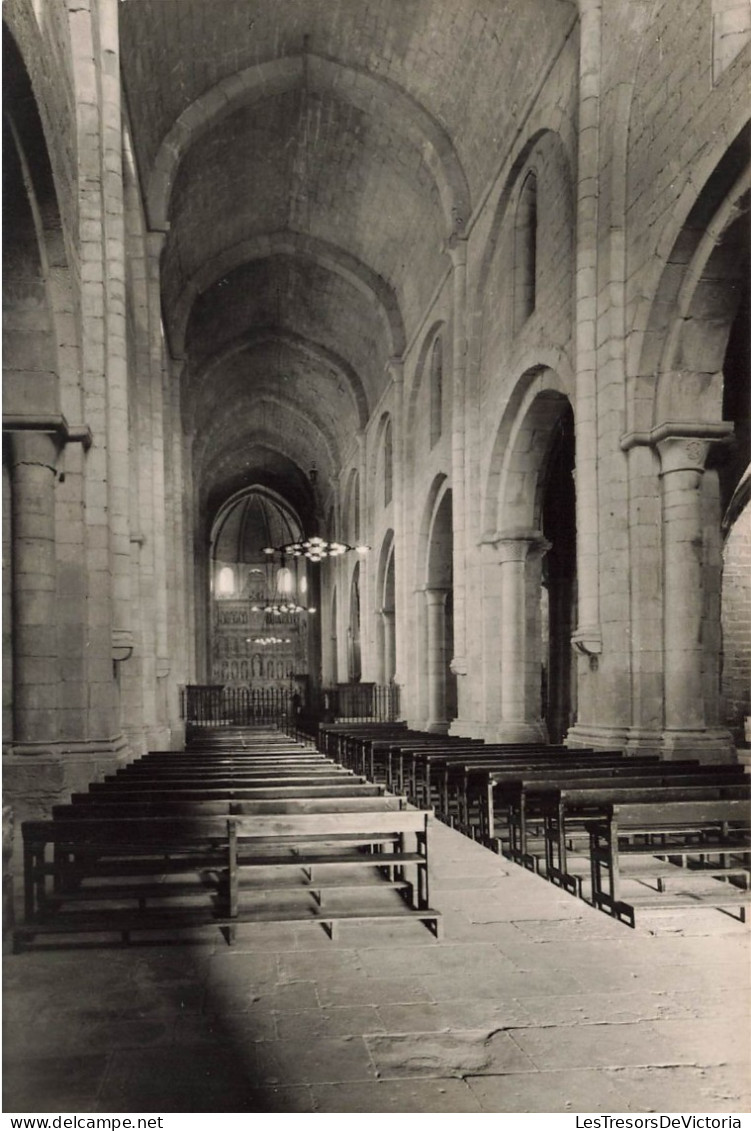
254, 1035, 377, 1085
274, 1005, 384, 1040
356, 941, 517, 979
376, 996, 532, 1032
366, 1028, 538, 1078
315, 974, 433, 1008
515, 989, 701, 1027
466, 1067, 633, 1113
3, 1054, 110, 1113
605, 1065, 751, 1113
510, 1020, 741, 1071
310, 1077, 484, 1112
95, 1046, 260, 1112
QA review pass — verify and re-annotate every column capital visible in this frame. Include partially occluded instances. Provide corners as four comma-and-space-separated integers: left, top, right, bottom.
8, 429, 64, 470
4, 415, 92, 452
620, 421, 733, 473
482, 528, 550, 563
423, 586, 450, 607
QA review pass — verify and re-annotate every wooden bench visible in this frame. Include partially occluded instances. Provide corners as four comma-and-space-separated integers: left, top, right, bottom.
317, 722, 407, 763
504, 770, 748, 870
53, 795, 408, 820
586, 798, 751, 926
94, 772, 369, 789
79, 787, 389, 805
429, 748, 635, 825
16, 808, 441, 949
385, 740, 487, 794
227, 809, 440, 940
451, 754, 663, 841
537, 768, 749, 890
406, 743, 577, 810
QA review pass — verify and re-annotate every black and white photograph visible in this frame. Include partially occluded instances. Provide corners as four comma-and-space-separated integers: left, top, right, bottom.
2, 0, 750, 1117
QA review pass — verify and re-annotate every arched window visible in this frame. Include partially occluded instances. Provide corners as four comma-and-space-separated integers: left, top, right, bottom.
514, 172, 538, 329
216, 566, 235, 596
383, 418, 393, 505
276, 567, 293, 595
430, 336, 443, 448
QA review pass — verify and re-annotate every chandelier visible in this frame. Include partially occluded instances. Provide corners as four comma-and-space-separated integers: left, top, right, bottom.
246, 635, 292, 646
262, 536, 370, 562
249, 564, 316, 616
250, 600, 316, 615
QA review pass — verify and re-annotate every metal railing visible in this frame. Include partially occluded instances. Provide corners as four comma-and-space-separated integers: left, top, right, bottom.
180, 682, 400, 728
180, 685, 293, 727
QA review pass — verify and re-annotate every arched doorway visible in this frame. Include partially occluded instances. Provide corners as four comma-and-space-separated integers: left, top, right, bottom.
720, 272, 750, 745
348, 561, 362, 683
425, 488, 456, 732
541, 404, 577, 742
376, 530, 396, 684
329, 588, 339, 685
484, 371, 576, 742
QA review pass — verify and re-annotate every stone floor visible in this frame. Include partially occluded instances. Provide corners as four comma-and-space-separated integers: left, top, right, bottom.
3, 821, 750, 1114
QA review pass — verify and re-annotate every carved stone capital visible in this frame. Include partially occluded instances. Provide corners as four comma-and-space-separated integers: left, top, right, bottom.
484, 528, 550, 564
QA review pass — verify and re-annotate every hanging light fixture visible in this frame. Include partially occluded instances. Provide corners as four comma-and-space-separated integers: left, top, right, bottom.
262, 536, 370, 562
249, 553, 318, 615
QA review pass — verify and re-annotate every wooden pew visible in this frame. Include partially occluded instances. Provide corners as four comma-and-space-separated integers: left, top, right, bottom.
406, 743, 575, 809
16, 807, 441, 949
451, 754, 664, 839
317, 722, 407, 763
586, 797, 751, 926
226, 809, 441, 941
94, 772, 369, 790
53, 795, 408, 820
386, 739, 486, 795
504, 768, 748, 870
537, 768, 749, 890
83, 783, 389, 801
425, 747, 631, 820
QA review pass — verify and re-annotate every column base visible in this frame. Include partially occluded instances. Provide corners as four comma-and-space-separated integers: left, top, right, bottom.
449, 718, 493, 740
449, 717, 550, 743
660, 728, 736, 763
486, 720, 549, 744
425, 720, 450, 735
3, 737, 135, 873
568, 723, 737, 762
566, 722, 632, 751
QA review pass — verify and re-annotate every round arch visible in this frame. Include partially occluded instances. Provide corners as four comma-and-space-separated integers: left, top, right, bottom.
146, 53, 470, 241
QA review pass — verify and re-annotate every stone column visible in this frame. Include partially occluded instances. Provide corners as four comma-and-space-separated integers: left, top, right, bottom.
494, 530, 550, 741
9, 431, 61, 744
386, 357, 407, 704
656, 434, 713, 734
652, 426, 734, 759
374, 610, 386, 684
425, 587, 449, 733
571, 0, 603, 661
449, 238, 469, 690
382, 609, 396, 684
